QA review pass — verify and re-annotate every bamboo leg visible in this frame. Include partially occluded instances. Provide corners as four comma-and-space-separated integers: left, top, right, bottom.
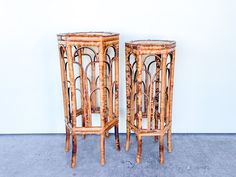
159, 135, 164, 164
114, 45, 120, 151
167, 128, 172, 153
126, 75, 135, 151
159, 53, 167, 165
125, 49, 131, 151
136, 53, 143, 163
167, 51, 175, 153
99, 42, 106, 166
125, 126, 131, 151
67, 45, 78, 168
65, 126, 70, 152
154, 115, 159, 142
136, 135, 142, 163
71, 133, 77, 168
58, 46, 71, 151
100, 133, 105, 165
154, 97, 159, 142
115, 124, 120, 151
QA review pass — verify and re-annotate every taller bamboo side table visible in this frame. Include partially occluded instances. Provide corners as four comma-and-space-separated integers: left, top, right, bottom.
125, 40, 176, 164
57, 32, 120, 168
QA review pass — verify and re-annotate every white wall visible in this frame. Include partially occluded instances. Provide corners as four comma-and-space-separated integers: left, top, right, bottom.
0, 0, 235, 133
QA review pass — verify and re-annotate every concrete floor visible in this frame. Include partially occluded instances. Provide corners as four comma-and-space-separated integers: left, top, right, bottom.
0, 134, 235, 177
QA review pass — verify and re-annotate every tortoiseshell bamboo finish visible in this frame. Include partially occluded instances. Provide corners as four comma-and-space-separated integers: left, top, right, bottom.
57, 32, 120, 168
125, 40, 176, 164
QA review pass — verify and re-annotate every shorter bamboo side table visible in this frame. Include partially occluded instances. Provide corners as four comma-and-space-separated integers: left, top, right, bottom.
125, 40, 176, 164
57, 32, 120, 168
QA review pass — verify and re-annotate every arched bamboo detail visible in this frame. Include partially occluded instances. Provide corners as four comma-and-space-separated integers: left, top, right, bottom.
57, 32, 120, 167
125, 40, 176, 165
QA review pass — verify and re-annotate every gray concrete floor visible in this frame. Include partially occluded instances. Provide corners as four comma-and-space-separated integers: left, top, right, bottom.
0, 134, 235, 177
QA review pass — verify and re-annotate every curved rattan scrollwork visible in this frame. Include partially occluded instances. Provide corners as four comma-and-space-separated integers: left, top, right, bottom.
126, 52, 173, 130
60, 45, 118, 127
125, 40, 176, 165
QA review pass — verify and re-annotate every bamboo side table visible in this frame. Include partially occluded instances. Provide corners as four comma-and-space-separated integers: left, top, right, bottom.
125, 40, 176, 164
57, 32, 120, 168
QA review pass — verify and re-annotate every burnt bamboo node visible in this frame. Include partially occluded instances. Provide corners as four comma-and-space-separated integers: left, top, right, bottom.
125, 40, 176, 164
57, 32, 120, 168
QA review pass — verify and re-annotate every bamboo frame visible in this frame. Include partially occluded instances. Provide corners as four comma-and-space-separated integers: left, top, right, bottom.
125, 40, 176, 164
57, 32, 120, 168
